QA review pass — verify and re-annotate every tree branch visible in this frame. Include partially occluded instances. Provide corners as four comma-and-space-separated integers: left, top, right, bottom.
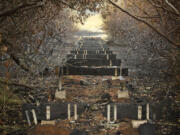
0, 80, 34, 90
0, 80, 48, 90
0, 1, 44, 18
57, 0, 77, 10
1, 39, 32, 72
149, 0, 180, 16
128, 0, 150, 17
135, 15, 160, 19
107, 0, 180, 48
165, 0, 179, 15
9, 53, 31, 72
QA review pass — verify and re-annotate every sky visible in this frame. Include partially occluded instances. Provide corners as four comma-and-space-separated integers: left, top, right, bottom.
76, 14, 107, 39
77, 14, 103, 32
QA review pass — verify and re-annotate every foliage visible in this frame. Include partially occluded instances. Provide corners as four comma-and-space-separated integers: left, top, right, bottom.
0, 0, 78, 73
102, 0, 180, 85
102, 1, 180, 133
106, 0, 180, 47
1, 0, 179, 73
0, 84, 22, 108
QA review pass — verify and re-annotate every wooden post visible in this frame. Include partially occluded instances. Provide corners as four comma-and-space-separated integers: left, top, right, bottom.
120, 64, 122, 76
68, 104, 71, 120
58, 67, 63, 91
110, 60, 112, 66
25, 110, 31, 126
138, 106, 142, 120
107, 54, 109, 60
146, 104, 150, 120
32, 109, 38, 125
114, 104, 117, 122
115, 68, 118, 76
68, 104, 77, 122
74, 104, 77, 121
58, 76, 62, 90
46, 106, 50, 120
107, 104, 110, 123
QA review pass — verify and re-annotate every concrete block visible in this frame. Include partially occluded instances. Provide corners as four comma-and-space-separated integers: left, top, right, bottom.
131, 120, 147, 128
41, 120, 56, 125
117, 90, 129, 98
112, 76, 126, 80
55, 90, 66, 99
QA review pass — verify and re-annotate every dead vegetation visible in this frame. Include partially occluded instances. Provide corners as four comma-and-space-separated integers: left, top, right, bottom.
27, 125, 70, 135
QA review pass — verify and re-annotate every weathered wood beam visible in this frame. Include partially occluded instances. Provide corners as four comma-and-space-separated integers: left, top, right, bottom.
59, 66, 128, 76
66, 54, 116, 60
70, 50, 113, 54
66, 59, 121, 66
22, 103, 86, 121
74, 48, 110, 51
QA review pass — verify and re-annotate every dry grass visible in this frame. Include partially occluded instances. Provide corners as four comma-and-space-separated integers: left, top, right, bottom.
119, 120, 139, 135
27, 125, 70, 135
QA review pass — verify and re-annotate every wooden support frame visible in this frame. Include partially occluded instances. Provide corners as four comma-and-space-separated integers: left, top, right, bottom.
59, 66, 128, 76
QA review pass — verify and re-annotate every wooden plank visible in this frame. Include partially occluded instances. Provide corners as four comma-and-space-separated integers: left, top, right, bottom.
80, 43, 107, 46
79, 46, 109, 48
22, 103, 86, 120
23, 103, 163, 121
70, 50, 113, 54
74, 48, 110, 51
66, 59, 121, 66
103, 103, 163, 121
78, 46, 109, 48
66, 54, 116, 60
59, 66, 128, 76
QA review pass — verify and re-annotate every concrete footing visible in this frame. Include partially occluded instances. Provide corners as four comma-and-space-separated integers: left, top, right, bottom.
131, 120, 147, 128
55, 90, 66, 99
117, 90, 129, 98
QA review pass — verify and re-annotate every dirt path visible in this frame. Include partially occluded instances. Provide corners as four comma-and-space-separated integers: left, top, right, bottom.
28, 75, 140, 135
